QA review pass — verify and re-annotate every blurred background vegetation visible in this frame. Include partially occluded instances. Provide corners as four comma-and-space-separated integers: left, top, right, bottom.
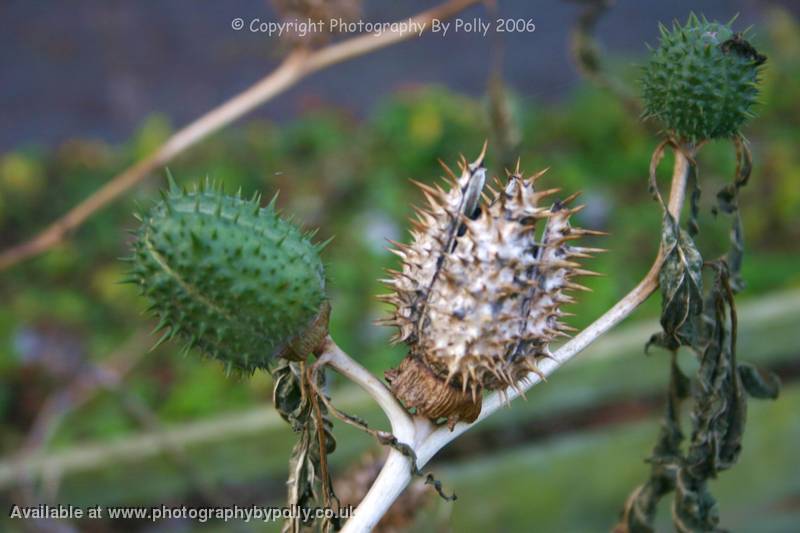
1, 3, 799, 532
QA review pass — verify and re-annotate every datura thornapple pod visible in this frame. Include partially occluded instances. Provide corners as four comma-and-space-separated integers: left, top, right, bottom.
126, 175, 330, 374
641, 13, 766, 142
382, 146, 604, 428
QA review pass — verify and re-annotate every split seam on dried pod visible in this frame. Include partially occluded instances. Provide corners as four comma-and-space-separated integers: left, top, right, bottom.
382, 146, 603, 428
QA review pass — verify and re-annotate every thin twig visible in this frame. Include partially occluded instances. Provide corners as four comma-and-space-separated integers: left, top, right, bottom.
316, 336, 415, 441
308, 358, 393, 445
0, 0, 482, 272
302, 363, 334, 513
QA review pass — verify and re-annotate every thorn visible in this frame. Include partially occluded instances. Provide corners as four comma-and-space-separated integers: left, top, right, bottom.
438, 159, 458, 182
541, 259, 581, 269
316, 236, 334, 251
387, 247, 406, 259
165, 168, 179, 193
458, 153, 468, 172
471, 140, 489, 170
386, 238, 411, 251
529, 167, 549, 181
566, 282, 593, 292
573, 228, 609, 237
573, 269, 603, 277
535, 187, 562, 201
568, 204, 587, 216
571, 246, 608, 255
150, 316, 170, 335
267, 190, 280, 209
561, 191, 582, 205
150, 329, 173, 352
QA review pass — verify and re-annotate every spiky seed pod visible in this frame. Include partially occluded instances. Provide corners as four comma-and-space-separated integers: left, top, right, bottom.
126, 175, 330, 373
641, 13, 766, 142
382, 147, 602, 428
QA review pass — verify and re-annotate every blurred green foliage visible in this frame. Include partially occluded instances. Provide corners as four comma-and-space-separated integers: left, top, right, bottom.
0, 8, 798, 530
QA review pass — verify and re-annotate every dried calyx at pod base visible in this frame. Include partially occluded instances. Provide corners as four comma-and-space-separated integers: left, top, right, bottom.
126, 175, 330, 373
382, 146, 604, 428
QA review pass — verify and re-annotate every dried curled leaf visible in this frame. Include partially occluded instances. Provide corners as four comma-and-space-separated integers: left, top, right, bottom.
712, 135, 753, 292
647, 212, 704, 352
737, 362, 781, 400
619, 139, 780, 533
274, 360, 339, 532
673, 265, 745, 532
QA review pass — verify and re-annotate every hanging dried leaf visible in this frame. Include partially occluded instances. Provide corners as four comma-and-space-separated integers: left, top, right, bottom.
617, 139, 780, 533
646, 141, 704, 352
648, 213, 704, 351
274, 360, 339, 533
738, 362, 781, 399
712, 135, 753, 292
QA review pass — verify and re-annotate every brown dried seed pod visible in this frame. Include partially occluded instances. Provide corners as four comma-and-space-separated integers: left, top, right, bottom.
382, 146, 602, 428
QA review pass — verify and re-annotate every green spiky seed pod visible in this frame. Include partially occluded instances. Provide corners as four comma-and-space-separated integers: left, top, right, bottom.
126, 176, 330, 373
641, 13, 766, 142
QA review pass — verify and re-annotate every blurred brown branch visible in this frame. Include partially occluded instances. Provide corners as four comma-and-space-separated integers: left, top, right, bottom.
0, 0, 482, 273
